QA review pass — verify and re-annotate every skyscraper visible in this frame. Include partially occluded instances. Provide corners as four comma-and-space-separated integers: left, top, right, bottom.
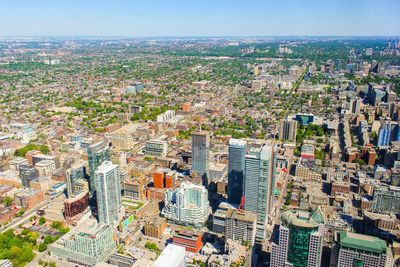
191, 131, 210, 185
279, 119, 297, 142
243, 145, 276, 241
66, 162, 86, 198
227, 139, 247, 204
95, 161, 121, 225
377, 122, 400, 147
330, 231, 389, 267
87, 142, 111, 192
162, 181, 210, 228
270, 208, 325, 267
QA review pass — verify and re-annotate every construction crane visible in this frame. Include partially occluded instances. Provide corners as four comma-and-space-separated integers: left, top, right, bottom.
238, 196, 245, 212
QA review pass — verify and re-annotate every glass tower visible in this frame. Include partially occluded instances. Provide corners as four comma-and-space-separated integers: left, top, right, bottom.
243, 145, 276, 241
87, 142, 111, 192
227, 139, 247, 204
270, 208, 325, 267
191, 131, 210, 185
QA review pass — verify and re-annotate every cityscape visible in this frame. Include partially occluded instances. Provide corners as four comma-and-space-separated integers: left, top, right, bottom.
0, 1, 400, 267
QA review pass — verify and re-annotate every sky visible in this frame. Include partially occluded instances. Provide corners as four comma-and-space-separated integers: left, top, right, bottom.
1, 0, 400, 37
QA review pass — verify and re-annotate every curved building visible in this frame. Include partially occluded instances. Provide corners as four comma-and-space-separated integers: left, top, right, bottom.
271, 208, 325, 267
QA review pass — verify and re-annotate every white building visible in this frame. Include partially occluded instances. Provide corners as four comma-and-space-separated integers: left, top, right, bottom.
162, 182, 210, 228
95, 161, 121, 225
157, 110, 176, 123
152, 244, 186, 267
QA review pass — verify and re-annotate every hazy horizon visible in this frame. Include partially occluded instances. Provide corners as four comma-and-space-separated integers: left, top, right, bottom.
1, 0, 400, 37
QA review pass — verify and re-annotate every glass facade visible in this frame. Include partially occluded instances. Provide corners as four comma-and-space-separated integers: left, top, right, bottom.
191, 132, 210, 184
227, 139, 247, 204
87, 142, 111, 192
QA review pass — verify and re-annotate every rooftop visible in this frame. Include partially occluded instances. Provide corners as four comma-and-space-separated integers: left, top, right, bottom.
336, 231, 387, 254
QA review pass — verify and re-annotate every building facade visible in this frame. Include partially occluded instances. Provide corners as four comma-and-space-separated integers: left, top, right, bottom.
330, 231, 388, 267
145, 139, 168, 157
162, 181, 210, 228
172, 230, 203, 253
225, 208, 257, 246
371, 185, 400, 214
279, 119, 298, 142
270, 208, 325, 267
243, 145, 276, 240
95, 161, 121, 225
87, 142, 111, 192
50, 222, 116, 266
191, 131, 210, 185
227, 139, 247, 204
66, 162, 86, 198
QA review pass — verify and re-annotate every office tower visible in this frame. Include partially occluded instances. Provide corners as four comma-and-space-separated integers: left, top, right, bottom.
227, 139, 247, 204
50, 221, 116, 266
330, 231, 388, 267
95, 161, 121, 225
225, 208, 257, 246
336, 59, 341, 72
270, 208, 325, 267
162, 181, 210, 228
279, 119, 298, 142
87, 142, 111, 192
66, 162, 86, 198
378, 122, 400, 147
243, 145, 276, 241
191, 131, 210, 185
370, 185, 400, 214
19, 164, 39, 188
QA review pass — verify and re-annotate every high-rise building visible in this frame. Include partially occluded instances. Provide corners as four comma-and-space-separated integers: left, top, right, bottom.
243, 145, 276, 240
279, 119, 298, 142
225, 208, 257, 246
50, 221, 116, 266
95, 161, 121, 225
19, 164, 39, 188
271, 208, 325, 267
378, 122, 400, 147
66, 162, 86, 198
227, 139, 247, 204
330, 231, 389, 267
191, 131, 210, 185
87, 142, 111, 192
162, 181, 210, 228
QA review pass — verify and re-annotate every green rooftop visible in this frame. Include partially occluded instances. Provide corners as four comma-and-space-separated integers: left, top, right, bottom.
337, 231, 387, 254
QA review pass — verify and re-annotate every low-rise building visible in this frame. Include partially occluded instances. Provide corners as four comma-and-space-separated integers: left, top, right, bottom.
172, 230, 203, 253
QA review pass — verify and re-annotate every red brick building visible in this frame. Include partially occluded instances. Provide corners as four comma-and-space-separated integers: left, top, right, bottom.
172, 230, 202, 253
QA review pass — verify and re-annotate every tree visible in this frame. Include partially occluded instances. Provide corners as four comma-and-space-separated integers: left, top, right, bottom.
50, 221, 62, 229
39, 217, 46, 225
44, 235, 53, 244
3, 196, 12, 206
38, 243, 47, 252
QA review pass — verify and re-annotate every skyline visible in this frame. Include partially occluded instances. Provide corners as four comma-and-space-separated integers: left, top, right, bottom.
1, 0, 400, 37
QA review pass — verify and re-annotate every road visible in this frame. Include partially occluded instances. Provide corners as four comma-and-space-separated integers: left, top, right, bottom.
1, 200, 50, 233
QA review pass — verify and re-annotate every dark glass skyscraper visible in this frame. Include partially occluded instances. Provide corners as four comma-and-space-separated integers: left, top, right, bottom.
191, 131, 210, 185
87, 142, 111, 192
227, 139, 247, 204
